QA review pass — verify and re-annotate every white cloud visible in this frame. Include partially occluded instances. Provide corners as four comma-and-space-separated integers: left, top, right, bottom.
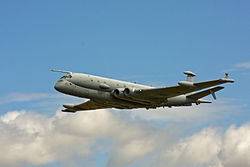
0, 110, 162, 167
224, 61, 250, 73
219, 124, 250, 167
235, 61, 250, 69
149, 123, 250, 167
0, 110, 25, 123
0, 109, 250, 167
152, 128, 222, 167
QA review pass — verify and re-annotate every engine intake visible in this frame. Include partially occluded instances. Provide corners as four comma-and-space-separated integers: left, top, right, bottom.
112, 88, 125, 98
124, 88, 136, 96
112, 87, 150, 104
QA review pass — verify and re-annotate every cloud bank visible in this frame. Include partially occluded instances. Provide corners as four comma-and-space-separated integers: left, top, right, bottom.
1, 109, 250, 167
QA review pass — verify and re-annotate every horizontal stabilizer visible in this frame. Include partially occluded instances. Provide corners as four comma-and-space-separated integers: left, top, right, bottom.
187, 86, 224, 100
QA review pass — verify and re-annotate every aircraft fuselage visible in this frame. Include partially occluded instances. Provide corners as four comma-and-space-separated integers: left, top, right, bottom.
54, 73, 194, 109
52, 70, 233, 112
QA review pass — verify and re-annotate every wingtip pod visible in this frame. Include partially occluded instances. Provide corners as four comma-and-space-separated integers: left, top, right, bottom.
62, 109, 77, 113
197, 99, 212, 103
220, 73, 234, 83
221, 78, 234, 83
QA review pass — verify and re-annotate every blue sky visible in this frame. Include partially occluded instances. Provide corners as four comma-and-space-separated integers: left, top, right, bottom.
0, 0, 250, 167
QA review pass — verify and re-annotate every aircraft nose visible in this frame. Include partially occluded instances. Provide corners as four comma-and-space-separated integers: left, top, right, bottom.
54, 79, 64, 92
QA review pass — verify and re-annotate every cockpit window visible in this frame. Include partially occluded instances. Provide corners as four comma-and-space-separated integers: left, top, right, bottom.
60, 75, 72, 79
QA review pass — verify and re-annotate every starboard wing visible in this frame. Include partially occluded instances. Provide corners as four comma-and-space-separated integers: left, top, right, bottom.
134, 78, 234, 100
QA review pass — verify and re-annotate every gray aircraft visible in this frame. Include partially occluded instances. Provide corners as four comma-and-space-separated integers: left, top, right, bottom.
51, 70, 234, 112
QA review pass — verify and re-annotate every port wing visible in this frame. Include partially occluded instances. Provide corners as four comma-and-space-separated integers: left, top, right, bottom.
62, 100, 111, 112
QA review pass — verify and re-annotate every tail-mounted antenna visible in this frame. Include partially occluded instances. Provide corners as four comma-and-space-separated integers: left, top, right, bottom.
50, 69, 73, 75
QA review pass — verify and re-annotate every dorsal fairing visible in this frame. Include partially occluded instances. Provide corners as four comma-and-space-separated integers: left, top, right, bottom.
178, 71, 196, 87
184, 71, 196, 82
